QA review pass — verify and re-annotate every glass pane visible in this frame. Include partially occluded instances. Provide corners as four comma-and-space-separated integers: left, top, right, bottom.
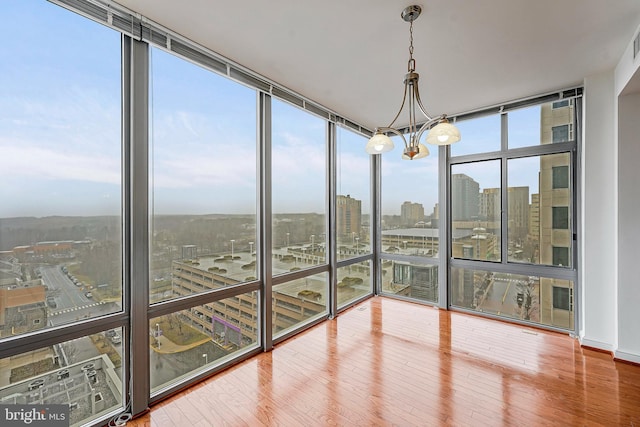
450, 114, 501, 156
149, 48, 257, 303
273, 273, 328, 339
381, 136, 439, 258
508, 154, 572, 266
0, 328, 124, 425
509, 100, 575, 149
542, 100, 575, 144
451, 161, 501, 261
0, 1, 122, 335
150, 293, 259, 393
272, 100, 326, 271
337, 127, 370, 260
381, 260, 438, 303
508, 105, 541, 149
451, 268, 574, 329
337, 261, 371, 308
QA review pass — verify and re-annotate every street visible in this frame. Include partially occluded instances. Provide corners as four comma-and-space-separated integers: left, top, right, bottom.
40, 266, 120, 325
475, 274, 539, 321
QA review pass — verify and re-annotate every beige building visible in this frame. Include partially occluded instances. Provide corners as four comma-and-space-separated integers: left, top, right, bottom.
481, 186, 529, 241
508, 186, 530, 241
400, 201, 425, 227
336, 195, 362, 241
529, 193, 540, 240
479, 188, 500, 221
538, 100, 575, 329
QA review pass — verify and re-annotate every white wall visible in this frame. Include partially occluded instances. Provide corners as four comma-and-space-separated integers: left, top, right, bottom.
615, 24, 640, 96
617, 91, 640, 363
580, 23, 640, 363
614, 23, 640, 364
581, 71, 618, 351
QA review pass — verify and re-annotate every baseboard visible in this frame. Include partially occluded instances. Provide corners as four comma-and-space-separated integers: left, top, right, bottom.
614, 349, 640, 366
580, 338, 615, 354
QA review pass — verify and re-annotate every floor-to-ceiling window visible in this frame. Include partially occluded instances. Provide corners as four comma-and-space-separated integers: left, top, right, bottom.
148, 46, 260, 394
379, 137, 441, 303
449, 97, 579, 330
271, 99, 328, 338
0, 1, 125, 425
336, 126, 372, 308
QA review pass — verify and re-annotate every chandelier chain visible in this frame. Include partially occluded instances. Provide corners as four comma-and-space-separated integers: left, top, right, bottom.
408, 20, 414, 70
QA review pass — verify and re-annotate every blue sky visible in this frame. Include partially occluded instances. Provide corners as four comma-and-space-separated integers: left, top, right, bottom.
0, 1, 544, 219
0, 1, 121, 217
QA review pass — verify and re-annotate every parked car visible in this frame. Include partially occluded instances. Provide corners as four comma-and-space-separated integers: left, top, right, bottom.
84, 291, 93, 299
110, 334, 121, 344
46, 297, 57, 309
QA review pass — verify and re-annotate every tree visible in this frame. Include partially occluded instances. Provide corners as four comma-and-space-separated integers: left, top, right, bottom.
515, 280, 538, 321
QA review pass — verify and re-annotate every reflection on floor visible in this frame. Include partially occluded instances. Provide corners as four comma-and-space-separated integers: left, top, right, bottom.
130, 297, 640, 426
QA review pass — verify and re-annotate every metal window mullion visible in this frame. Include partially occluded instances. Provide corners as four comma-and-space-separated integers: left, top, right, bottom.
259, 92, 273, 351
120, 34, 133, 416
372, 151, 382, 295
572, 98, 583, 336
501, 113, 509, 265
327, 122, 338, 317
147, 282, 261, 318
0, 314, 128, 360
128, 37, 150, 417
449, 87, 583, 125
450, 258, 576, 281
440, 145, 450, 308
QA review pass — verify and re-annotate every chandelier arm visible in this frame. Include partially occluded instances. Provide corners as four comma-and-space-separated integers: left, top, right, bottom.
412, 81, 434, 121
375, 126, 409, 148
415, 116, 444, 144
385, 80, 410, 129
408, 84, 418, 139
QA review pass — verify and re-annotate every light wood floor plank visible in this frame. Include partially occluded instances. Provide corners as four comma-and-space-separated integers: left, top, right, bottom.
129, 297, 640, 426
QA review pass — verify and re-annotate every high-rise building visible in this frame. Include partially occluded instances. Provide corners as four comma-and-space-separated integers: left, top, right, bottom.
479, 186, 528, 238
538, 100, 574, 329
479, 188, 500, 221
400, 201, 424, 227
430, 203, 439, 228
336, 195, 362, 239
451, 174, 480, 220
508, 186, 530, 241
529, 193, 540, 241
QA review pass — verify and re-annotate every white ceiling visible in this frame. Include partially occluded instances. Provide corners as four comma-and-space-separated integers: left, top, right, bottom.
114, 0, 640, 130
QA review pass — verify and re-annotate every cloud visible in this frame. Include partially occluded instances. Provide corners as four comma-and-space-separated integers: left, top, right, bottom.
0, 140, 120, 184
151, 109, 257, 190
272, 130, 326, 182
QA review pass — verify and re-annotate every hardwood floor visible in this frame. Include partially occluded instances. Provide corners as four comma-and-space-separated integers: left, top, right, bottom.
128, 297, 640, 426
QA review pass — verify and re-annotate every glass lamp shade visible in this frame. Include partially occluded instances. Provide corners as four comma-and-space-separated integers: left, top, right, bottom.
365, 132, 395, 154
426, 120, 461, 145
402, 143, 429, 160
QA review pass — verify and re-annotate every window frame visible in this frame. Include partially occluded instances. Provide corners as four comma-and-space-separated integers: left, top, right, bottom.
447, 92, 580, 334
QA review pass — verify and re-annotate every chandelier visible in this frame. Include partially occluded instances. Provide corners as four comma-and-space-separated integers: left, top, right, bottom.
365, 5, 461, 160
